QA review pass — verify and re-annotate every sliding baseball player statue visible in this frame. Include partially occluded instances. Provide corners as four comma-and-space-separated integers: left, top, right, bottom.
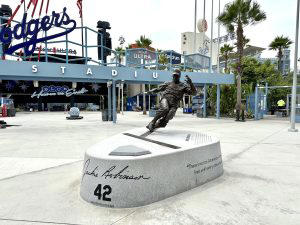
146, 69, 197, 132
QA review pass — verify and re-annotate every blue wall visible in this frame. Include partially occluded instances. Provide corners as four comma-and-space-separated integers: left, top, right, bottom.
0, 60, 235, 85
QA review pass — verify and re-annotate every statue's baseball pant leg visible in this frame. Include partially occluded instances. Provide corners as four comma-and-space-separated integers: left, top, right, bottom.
156, 107, 177, 128
241, 109, 245, 121
147, 98, 169, 131
236, 109, 240, 121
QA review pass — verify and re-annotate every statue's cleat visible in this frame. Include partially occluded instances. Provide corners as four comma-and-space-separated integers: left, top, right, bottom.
146, 123, 155, 133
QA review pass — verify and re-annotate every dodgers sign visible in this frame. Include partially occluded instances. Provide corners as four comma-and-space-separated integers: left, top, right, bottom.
0, 7, 76, 56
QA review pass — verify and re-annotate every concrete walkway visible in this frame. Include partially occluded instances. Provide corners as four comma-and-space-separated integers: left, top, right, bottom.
0, 112, 299, 225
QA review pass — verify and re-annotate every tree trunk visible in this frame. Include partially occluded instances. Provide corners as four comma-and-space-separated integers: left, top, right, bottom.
142, 84, 147, 115
236, 22, 244, 113
225, 54, 228, 73
278, 48, 283, 74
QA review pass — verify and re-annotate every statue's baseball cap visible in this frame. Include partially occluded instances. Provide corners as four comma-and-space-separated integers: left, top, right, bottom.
172, 69, 181, 76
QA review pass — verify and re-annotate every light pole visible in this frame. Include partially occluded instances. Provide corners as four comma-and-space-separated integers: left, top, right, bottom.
210, 0, 214, 73
121, 82, 124, 115
217, 0, 221, 73
194, 0, 198, 53
289, 0, 300, 132
202, 0, 206, 51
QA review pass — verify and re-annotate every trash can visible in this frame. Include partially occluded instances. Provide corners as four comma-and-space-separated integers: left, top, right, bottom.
102, 109, 108, 121
102, 109, 113, 121
196, 109, 203, 118
7, 108, 16, 117
7, 108, 11, 117
2, 105, 7, 117
11, 109, 16, 117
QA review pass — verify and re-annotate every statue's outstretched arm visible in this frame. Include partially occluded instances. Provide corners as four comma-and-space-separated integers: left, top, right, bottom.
184, 76, 197, 95
148, 83, 168, 94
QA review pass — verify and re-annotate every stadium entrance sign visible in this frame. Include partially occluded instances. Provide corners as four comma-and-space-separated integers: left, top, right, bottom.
31, 85, 88, 99
0, 7, 76, 56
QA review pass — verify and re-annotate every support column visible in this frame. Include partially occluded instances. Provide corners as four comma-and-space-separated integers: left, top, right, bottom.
216, 84, 220, 119
117, 82, 121, 113
70, 96, 75, 107
38, 97, 43, 111
0, 17, 3, 59
143, 84, 146, 115
112, 80, 117, 124
203, 85, 207, 117
265, 82, 268, 114
254, 84, 258, 120
148, 84, 151, 110
121, 82, 124, 115
107, 81, 112, 121
156, 94, 160, 107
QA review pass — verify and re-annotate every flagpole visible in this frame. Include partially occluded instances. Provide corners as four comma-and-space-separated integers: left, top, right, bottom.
194, 0, 197, 53
217, 0, 221, 73
203, 0, 206, 50
289, 0, 300, 132
81, 1, 84, 59
210, 0, 214, 73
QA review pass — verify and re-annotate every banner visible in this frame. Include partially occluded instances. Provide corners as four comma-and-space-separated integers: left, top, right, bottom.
126, 49, 156, 67
163, 51, 182, 65
184, 54, 210, 70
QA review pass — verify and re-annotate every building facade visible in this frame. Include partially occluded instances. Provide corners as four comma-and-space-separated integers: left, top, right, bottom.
217, 44, 291, 75
181, 32, 219, 67
257, 48, 290, 75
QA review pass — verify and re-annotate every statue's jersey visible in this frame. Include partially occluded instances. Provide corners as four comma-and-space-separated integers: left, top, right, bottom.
160, 82, 194, 107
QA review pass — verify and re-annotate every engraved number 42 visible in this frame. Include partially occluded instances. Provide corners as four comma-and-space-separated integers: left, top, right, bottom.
94, 184, 112, 202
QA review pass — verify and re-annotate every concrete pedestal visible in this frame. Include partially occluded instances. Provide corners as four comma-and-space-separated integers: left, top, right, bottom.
67, 107, 83, 120
80, 128, 223, 208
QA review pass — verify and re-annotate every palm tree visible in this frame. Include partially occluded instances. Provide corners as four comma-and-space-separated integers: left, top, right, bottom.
156, 49, 169, 70
218, 0, 266, 118
269, 36, 293, 73
136, 35, 152, 49
220, 44, 234, 73
234, 35, 250, 48
135, 35, 153, 115
114, 46, 125, 65
158, 54, 168, 65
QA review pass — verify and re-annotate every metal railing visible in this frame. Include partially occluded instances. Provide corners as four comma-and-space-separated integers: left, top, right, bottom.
0, 15, 211, 72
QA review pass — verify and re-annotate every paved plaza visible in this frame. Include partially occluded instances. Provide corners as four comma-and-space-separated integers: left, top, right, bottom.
0, 112, 299, 225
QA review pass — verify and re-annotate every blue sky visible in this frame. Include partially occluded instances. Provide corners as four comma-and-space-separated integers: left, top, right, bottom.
0, 0, 298, 67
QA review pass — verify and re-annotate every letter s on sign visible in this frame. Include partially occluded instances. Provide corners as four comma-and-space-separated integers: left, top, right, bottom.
32, 65, 38, 73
